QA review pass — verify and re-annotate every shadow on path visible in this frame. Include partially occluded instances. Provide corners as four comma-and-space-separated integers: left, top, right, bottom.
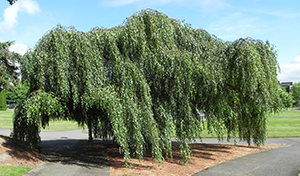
41, 140, 111, 168
24, 139, 113, 176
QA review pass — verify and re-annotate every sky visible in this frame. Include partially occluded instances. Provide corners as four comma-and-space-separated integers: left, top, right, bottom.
0, 0, 299, 82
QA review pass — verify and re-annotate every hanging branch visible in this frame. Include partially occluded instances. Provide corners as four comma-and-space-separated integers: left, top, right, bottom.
13, 9, 281, 165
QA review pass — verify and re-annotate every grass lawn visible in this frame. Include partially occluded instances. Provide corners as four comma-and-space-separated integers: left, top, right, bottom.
267, 109, 300, 118
267, 117, 300, 137
0, 109, 299, 137
200, 109, 300, 138
0, 109, 83, 132
0, 109, 15, 129
0, 165, 31, 176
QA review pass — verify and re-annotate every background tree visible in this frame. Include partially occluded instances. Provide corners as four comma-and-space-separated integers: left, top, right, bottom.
6, 0, 16, 5
0, 41, 20, 111
278, 85, 293, 108
6, 83, 29, 105
292, 82, 300, 106
13, 9, 281, 164
0, 41, 19, 89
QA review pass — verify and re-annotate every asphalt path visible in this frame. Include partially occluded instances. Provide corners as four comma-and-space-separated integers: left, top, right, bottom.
0, 129, 110, 176
25, 130, 110, 176
193, 138, 300, 176
0, 129, 299, 176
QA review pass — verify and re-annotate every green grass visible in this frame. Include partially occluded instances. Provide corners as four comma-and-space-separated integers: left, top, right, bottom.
0, 109, 299, 137
266, 109, 300, 138
267, 109, 300, 118
267, 117, 300, 137
0, 109, 15, 129
41, 120, 84, 132
0, 109, 83, 132
200, 110, 300, 138
0, 165, 31, 176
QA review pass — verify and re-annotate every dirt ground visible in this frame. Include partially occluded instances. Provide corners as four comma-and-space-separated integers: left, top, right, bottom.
106, 142, 282, 176
0, 135, 282, 176
0, 135, 43, 168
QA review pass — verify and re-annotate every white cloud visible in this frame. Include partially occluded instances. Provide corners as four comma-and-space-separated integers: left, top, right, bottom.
277, 55, 300, 83
0, 0, 40, 35
207, 12, 264, 41
9, 43, 29, 55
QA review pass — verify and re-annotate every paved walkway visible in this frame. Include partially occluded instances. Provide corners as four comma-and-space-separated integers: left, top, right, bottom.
25, 130, 110, 176
0, 129, 299, 176
0, 129, 110, 176
193, 138, 300, 176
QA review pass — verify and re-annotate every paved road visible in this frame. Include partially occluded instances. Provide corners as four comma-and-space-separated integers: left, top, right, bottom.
0, 129, 299, 176
0, 129, 110, 176
193, 138, 300, 176
25, 130, 110, 176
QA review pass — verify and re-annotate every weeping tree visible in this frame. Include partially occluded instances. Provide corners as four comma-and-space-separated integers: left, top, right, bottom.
222, 38, 281, 145
13, 9, 281, 164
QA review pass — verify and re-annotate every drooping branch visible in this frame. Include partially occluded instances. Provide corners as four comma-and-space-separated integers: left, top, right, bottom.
13, 9, 281, 164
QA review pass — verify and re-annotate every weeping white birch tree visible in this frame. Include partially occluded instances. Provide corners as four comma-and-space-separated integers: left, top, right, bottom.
13, 9, 281, 164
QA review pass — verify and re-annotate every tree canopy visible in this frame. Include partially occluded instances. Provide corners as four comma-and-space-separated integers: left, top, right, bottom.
292, 82, 300, 106
6, 83, 29, 105
0, 41, 20, 110
278, 86, 293, 108
13, 9, 282, 164
0, 41, 20, 90
6, 0, 16, 5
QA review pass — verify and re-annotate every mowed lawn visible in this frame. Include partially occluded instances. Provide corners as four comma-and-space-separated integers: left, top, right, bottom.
0, 109, 299, 137
267, 110, 300, 138
200, 109, 300, 138
0, 109, 83, 132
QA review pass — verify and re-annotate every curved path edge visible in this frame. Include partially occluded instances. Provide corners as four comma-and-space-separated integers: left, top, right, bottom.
193, 138, 300, 176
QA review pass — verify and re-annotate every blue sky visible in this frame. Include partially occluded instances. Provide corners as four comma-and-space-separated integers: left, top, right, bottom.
1, 0, 299, 82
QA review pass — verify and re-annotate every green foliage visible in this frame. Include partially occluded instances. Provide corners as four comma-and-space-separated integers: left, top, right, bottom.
12, 90, 66, 147
14, 9, 281, 164
0, 89, 7, 111
6, 83, 29, 105
278, 86, 293, 108
292, 82, 300, 106
0, 41, 20, 91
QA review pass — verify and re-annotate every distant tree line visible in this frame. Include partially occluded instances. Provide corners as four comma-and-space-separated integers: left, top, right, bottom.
292, 82, 300, 106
